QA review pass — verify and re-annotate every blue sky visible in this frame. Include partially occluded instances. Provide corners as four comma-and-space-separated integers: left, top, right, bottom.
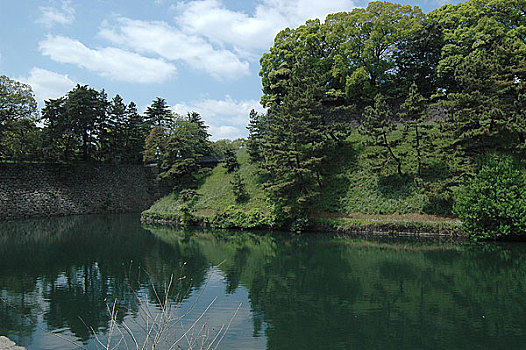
0, 0, 461, 140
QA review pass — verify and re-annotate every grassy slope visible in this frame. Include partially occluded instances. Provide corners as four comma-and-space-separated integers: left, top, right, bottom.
144, 129, 458, 227
315, 129, 453, 215
144, 149, 268, 218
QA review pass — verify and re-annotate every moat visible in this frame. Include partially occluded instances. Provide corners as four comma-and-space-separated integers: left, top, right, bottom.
1, 214, 526, 349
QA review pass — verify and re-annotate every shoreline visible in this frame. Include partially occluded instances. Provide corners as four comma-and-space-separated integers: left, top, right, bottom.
141, 212, 466, 240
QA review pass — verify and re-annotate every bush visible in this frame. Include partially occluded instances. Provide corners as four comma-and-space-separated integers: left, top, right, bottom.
454, 156, 526, 240
211, 205, 282, 229
230, 172, 248, 203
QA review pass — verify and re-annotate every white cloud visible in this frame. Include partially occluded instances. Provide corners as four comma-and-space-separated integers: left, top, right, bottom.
172, 95, 266, 140
173, 0, 356, 53
208, 125, 243, 140
37, 0, 75, 27
39, 35, 176, 83
18, 67, 76, 103
99, 18, 250, 79
97, 0, 355, 80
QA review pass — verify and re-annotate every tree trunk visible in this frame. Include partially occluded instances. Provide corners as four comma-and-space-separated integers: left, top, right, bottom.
382, 131, 402, 175
415, 125, 422, 177
83, 131, 88, 160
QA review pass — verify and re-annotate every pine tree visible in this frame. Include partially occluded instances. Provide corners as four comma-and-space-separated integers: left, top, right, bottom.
246, 109, 267, 163
144, 97, 172, 128
400, 83, 429, 177
260, 63, 326, 206
361, 93, 403, 175
223, 148, 239, 173
123, 102, 146, 163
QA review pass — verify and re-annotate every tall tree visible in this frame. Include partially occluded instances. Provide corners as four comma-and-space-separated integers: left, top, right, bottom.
246, 109, 268, 163
0, 76, 40, 161
260, 63, 327, 207
362, 93, 403, 175
427, 0, 526, 170
144, 97, 172, 128
41, 85, 109, 161
260, 2, 425, 110
400, 83, 430, 177
394, 20, 444, 97
0, 75, 38, 123
99, 94, 127, 161
68, 85, 108, 160
145, 112, 212, 190
123, 102, 147, 163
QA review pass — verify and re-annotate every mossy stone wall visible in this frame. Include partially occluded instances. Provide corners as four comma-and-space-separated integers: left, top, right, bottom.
0, 163, 167, 220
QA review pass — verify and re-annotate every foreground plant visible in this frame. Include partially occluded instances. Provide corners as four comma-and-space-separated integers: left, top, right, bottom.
454, 156, 526, 240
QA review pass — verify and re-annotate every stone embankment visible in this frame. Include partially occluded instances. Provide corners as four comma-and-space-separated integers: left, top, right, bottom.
0, 336, 25, 350
0, 163, 169, 221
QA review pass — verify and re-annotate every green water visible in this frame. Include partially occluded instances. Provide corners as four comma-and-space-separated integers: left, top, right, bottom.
1, 214, 526, 349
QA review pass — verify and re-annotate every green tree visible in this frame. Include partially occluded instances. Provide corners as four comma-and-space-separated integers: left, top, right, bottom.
400, 83, 430, 176
260, 63, 327, 210
394, 20, 444, 97
41, 85, 109, 161
430, 0, 526, 168
260, 3, 425, 107
123, 102, 147, 163
0, 119, 41, 161
0, 75, 38, 123
153, 113, 212, 191
230, 172, 248, 203
145, 97, 172, 128
362, 93, 403, 175
223, 148, 239, 173
143, 126, 167, 164
0, 76, 39, 161
41, 97, 73, 161
332, 2, 425, 101
455, 156, 526, 240
66, 85, 108, 161
246, 109, 268, 163
98, 94, 127, 161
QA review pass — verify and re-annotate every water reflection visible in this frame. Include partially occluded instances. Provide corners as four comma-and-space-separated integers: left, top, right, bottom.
149, 227, 526, 350
1, 215, 526, 349
0, 215, 211, 349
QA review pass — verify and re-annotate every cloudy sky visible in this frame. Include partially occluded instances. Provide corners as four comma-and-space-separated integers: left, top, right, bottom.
0, 0, 461, 140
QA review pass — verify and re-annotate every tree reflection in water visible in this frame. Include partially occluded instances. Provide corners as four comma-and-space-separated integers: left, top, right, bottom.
2, 216, 526, 349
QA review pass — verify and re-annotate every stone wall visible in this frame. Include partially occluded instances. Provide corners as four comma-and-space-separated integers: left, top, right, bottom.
0, 163, 168, 221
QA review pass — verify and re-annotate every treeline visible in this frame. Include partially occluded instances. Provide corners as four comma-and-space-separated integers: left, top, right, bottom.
1, 79, 222, 187
247, 0, 526, 235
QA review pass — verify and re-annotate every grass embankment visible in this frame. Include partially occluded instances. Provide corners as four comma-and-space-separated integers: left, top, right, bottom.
143, 131, 462, 235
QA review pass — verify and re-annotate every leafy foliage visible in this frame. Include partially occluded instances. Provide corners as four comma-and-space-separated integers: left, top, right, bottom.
260, 2, 425, 107
144, 112, 213, 191
259, 62, 329, 213
223, 148, 239, 173
455, 156, 526, 240
230, 172, 248, 203
0, 75, 38, 123
0, 76, 40, 161
361, 94, 403, 174
41, 85, 147, 163
144, 97, 173, 128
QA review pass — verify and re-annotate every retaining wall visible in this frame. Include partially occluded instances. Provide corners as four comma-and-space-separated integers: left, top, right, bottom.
0, 163, 168, 220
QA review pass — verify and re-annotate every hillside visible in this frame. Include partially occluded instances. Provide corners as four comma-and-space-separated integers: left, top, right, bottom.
143, 131, 460, 233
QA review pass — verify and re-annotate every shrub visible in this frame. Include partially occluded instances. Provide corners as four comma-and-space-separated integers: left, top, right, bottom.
454, 156, 526, 240
211, 205, 282, 229
230, 172, 248, 203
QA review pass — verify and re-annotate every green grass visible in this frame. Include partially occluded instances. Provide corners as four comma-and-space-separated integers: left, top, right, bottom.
192, 150, 268, 212
144, 149, 269, 220
144, 127, 456, 227
314, 129, 453, 215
